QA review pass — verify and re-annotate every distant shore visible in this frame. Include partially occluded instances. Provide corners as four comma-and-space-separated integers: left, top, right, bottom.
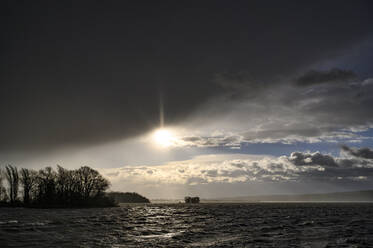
150, 190, 373, 203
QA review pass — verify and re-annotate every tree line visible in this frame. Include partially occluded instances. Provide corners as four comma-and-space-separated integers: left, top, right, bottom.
0, 165, 115, 207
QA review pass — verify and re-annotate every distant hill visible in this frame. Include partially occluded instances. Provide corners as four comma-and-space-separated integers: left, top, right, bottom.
107, 192, 150, 203
207, 190, 373, 202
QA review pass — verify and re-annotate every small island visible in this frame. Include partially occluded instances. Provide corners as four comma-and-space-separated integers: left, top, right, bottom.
184, 196, 200, 203
0, 165, 148, 208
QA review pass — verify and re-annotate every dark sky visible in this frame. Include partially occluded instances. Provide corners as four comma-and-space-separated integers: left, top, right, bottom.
1, 1, 373, 152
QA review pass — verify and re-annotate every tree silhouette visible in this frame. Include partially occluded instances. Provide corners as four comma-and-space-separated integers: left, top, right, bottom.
56, 165, 73, 205
5, 165, 19, 204
76, 166, 110, 200
20, 168, 37, 205
0, 168, 7, 202
0, 165, 115, 208
36, 167, 57, 205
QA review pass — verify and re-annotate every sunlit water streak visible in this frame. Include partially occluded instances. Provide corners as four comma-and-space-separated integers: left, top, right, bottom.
1, 203, 373, 247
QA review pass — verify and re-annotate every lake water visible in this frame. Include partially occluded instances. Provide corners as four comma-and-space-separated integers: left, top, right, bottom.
1, 203, 373, 247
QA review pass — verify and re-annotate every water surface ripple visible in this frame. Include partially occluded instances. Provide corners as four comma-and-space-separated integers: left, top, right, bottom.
1, 203, 373, 247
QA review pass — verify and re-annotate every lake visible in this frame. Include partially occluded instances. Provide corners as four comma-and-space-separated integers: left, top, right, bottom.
1, 203, 373, 247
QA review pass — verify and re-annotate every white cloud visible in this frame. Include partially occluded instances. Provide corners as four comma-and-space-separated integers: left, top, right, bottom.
100, 147, 373, 191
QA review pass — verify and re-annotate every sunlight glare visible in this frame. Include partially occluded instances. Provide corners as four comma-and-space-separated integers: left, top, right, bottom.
153, 129, 174, 148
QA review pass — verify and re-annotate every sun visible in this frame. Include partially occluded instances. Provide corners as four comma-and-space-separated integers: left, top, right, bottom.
153, 129, 174, 148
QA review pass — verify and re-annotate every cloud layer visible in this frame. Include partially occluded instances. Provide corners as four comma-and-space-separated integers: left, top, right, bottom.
182, 74, 373, 146
101, 146, 373, 197
295, 68, 357, 86
341, 145, 373, 159
2, 1, 373, 152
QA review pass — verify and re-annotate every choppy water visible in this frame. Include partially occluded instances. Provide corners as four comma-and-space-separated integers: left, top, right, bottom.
1, 203, 373, 247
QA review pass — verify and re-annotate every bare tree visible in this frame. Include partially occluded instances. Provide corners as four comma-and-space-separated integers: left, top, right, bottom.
0, 168, 6, 201
20, 168, 37, 205
76, 166, 110, 200
36, 167, 56, 204
5, 165, 19, 204
56, 165, 76, 205
2, 165, 113, 207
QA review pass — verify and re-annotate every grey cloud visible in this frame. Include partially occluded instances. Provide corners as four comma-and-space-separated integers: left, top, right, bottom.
286, 148, 373, 183
296, 68, 357, 86
189, 73, 373, 145
213, 72, 266, 100
244, 128, 323, 140
272, 148, 373, 183
341, 145, 373, 159
182, 137, 202, 142
180, 135, 242, 148
289, 152, 339, 167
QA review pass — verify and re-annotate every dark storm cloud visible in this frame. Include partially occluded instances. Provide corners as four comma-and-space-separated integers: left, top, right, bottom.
1, 1, 373, 152
341, 145, 373, 159
191, 70, 373, 144
284, 147, 373, 183
296, 68, 357, 87
289, 152, 338, 167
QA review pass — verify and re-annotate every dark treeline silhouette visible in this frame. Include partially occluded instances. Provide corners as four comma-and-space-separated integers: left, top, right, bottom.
0, 165, 116, 208
107, 192, 150, 203
184, 196, 200, 203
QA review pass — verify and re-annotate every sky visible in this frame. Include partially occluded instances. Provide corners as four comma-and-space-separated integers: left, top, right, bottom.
2, 1, 373, 199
